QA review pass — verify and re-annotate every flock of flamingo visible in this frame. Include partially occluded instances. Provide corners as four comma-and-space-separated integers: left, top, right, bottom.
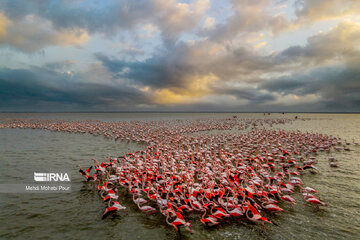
0, 116, 356, 234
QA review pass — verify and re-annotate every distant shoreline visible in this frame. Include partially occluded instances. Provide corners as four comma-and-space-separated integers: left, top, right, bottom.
0, 111, 359, 114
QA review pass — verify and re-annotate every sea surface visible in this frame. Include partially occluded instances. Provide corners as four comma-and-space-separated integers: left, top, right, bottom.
0, 113, 359, 240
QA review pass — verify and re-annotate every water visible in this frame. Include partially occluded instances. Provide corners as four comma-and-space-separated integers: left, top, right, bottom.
0, 113, 359, 240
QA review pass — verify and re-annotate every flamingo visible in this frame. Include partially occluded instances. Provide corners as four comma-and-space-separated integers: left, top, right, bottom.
200, 207, 220, 227
102, 201, 127, 219
101, 188, 119, 202
261, 203, 284, 212
304, 195, 327, 208
211, 207, 230, 219
281, 195, 296, 205
226, 205, 244, 218
166, 212, 192, 234
137, 201, 157, 214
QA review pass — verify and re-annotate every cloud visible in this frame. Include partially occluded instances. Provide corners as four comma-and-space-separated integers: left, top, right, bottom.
256, 20, 360, 111
278, 21, 360, 66
96, 50, 220, 105
0, 12, 10, 38
44, 60, 76, 71
203, 17, 215, 29
0, 0, 210, 49
214, 86, 276, 104
203, 0, 293, 43
0, 66, 149, 111
0, 13, 89, 53
95, 46, 197, 89
295, 0, 360, 22
0, 0, 154, 34
94, 18, 360, 111
152, 0, 210, 44
259, 66, 360, 111
96, 39, 275, 91
153, 73, 217, 104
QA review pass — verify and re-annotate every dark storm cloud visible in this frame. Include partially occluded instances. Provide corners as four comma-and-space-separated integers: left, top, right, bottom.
0, 67, 149, 111
96, 43, 279, 90
258, 20, 360, 111
259, 75, 305, 94
95, 48, 197, 89
214, 86, 276, 104
211, 47, 281, 79
259, 66, 360, 111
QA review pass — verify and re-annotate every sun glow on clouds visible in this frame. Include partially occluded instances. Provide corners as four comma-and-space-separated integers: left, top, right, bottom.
0, 12, 10, 38
153, 73, 218, 104
203, 17, 215, 29
254, 41, 267, 49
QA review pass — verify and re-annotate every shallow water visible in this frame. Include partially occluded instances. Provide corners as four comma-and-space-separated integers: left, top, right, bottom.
0, 113, 359, 240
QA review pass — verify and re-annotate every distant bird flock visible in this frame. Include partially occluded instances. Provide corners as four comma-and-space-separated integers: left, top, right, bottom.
0, 116, 355, 234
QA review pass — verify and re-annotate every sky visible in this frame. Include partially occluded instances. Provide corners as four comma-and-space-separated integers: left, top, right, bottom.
0, 0, 359, 112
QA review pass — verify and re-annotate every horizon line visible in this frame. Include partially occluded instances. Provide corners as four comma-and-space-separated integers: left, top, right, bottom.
1, 111, 359, 114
